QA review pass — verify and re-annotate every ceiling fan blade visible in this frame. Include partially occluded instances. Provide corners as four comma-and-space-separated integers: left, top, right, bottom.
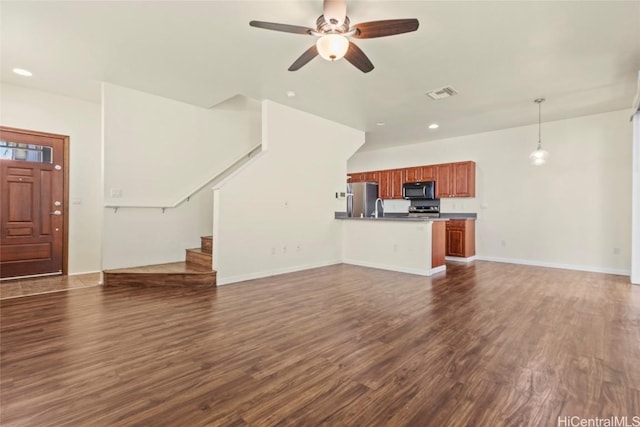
288, 45, 319, 71
249, 21, 314, 35
323, 0, 347, 25
351, 19, 419, 39
344, 41, 374, 73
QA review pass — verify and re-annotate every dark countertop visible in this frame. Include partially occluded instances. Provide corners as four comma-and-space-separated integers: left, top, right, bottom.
335, 212, 476, 221
439, 213, 477, 219
335, 212, 449, 222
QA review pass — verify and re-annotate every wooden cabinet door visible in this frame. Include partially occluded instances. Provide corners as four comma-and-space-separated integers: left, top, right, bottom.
420, 166, 436, 181
446, 220, 466, 257
445, 220, 476, 257
435, 164, 452, 198
377, 170, 391, 199
447, 228, 465, 257
390, 169, 404, 199
404, 167, 421, 183
347, 173, 361, 183
452, 161, 476, 197
362, 171, 378, 182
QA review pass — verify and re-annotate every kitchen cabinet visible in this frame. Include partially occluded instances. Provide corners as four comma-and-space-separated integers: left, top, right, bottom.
347, 171, 378, 183
404, 167, 422, 182
348, 160, 475, 199
403, 165, 436, 183
378, 169, 403, 199
420, 165, 436, 181
445, 219, 475, 258
436, 161, 476, 198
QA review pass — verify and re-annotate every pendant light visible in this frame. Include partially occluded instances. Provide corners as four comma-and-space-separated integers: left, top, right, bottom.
529, 98, 549, 166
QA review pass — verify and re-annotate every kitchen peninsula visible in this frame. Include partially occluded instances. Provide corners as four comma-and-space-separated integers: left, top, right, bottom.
337, 215, 448, 277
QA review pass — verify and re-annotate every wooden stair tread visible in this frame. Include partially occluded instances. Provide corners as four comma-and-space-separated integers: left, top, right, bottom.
103, 262, 216, 287
186, 248, 211, 256
104, 262, 213, 275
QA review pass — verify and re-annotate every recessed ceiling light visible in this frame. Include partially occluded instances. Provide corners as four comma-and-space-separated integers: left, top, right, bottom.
286, 90, 296, 97
428, 123, 439, 129
376, 122, 385, 126
12, 68, 32, 77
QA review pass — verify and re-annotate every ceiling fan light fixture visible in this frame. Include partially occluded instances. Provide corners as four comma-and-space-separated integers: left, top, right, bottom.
316, 34, 349, 61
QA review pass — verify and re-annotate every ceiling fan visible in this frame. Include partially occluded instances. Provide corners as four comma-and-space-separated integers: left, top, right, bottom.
249, 0, 419, 73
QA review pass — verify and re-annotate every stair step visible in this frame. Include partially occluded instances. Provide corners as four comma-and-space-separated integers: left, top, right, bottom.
201, 236, 213, 254
103, 262, 216, 287
186, 248, 212, 269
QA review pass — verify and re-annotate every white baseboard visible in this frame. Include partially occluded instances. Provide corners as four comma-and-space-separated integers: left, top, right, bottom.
216, 259, 342, 286
475, 256, 630, 276
69, 270, 101, 276
445, 255, 477, 263
430, 265, 447, 275
342, 259, 445, 277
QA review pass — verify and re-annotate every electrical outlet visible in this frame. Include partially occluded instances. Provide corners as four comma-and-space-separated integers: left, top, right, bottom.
613, 247, 620, 255
501, 240, 506, 247
296, 245, 301, 252
393, 244, 398, 253
271, 247, 276, 255
283, 246, 287, 253
110, 188, 122, 198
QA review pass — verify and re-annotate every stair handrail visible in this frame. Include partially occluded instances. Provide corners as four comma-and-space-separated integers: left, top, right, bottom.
105, 143, 262, 212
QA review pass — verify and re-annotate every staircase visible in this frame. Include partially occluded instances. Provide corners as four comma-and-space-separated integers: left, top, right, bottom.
103, 236, 216, 287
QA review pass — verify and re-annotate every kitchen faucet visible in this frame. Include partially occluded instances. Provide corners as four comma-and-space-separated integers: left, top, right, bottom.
374, 198, 384, 218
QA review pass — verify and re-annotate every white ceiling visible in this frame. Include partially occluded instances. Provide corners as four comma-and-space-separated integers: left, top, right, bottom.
1, 1, 639, 151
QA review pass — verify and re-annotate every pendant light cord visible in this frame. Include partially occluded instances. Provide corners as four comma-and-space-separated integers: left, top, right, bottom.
535, 98, 545, 148
538, 101, 541, 146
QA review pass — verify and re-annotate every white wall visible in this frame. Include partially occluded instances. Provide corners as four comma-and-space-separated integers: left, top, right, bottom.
632, 111, 639, 284
214, 101, 364, 285
102, 84, 261, 269
0, 83, 102, 274
349, 109, 632, 275
342, 220, 434, 276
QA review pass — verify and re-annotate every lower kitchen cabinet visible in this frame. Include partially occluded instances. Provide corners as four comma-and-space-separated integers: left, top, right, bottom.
445, 219, 476, 258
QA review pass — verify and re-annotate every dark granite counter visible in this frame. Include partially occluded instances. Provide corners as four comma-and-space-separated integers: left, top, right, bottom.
334, 212, 449, 222
439, 213, 477, 219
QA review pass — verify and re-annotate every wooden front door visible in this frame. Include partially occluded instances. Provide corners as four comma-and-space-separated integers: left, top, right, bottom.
0, 127, 68, 279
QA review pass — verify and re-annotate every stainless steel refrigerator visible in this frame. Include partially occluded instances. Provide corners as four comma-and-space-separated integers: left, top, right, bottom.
346, 182, 379, 218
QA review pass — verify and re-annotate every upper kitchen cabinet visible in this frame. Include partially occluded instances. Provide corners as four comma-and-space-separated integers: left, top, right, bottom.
349, 160, 475, 198
347, 171, 378, 183
403, 165, 436, 183
379, 169, 404, 199
420, 165, 437, 181
436, 161, 476, 198
347, 173, 361, 183
404, 167, 422, 182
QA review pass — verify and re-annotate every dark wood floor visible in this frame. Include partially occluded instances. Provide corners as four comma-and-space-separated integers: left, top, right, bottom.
0, 272, 100, 299
1, 262, 638, 426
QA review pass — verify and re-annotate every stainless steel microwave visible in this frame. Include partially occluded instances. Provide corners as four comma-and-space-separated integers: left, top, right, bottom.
402, 181, 436, 200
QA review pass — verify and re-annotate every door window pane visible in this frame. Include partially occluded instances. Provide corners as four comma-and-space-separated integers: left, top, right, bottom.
0, 141, 53, 163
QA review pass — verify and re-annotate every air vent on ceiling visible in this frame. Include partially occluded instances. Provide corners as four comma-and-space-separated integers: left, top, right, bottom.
425, 86, 458, 100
